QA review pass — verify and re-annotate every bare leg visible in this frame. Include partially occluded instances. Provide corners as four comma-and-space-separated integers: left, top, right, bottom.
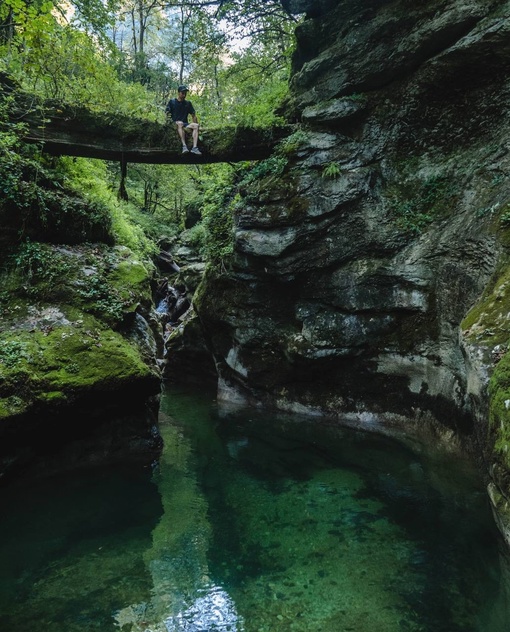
191, 123, 199, 148
176, 122, 187, 146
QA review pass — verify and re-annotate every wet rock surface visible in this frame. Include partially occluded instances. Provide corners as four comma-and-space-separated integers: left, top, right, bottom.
153, 239, 216, 388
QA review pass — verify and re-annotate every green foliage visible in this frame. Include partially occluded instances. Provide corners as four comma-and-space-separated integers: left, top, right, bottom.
182, 223, 207, 250
1, 0, 296, 127
202, 203, 235, 265
75, 274, 125, 324
185, 0, 296, 127
0, 100, 114, 244
0, 96, 42, 209
120, 162, 198, 230
124, 204, 180, 243
277, 129, 308, 156
2, 1, 161, 118
37, 189, 113, 243
9, 240, 76, 301
110, 203, 157, 258
0, 340, 29, 369
322, 162, 342, 180
200, 168, 237, 266
389, 174, 455, 235
205, 66, 288, 127
238, 156, 287, 187
56, 157, 156, 256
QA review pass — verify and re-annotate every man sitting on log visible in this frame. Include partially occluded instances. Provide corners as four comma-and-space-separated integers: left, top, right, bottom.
165, 85, 202, 155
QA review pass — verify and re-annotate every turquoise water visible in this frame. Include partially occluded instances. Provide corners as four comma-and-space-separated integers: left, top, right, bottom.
0, 385, 509, 631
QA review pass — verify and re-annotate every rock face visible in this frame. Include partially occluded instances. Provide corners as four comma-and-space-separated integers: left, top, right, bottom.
195, 0, 510, 529
0, 243, 163, 480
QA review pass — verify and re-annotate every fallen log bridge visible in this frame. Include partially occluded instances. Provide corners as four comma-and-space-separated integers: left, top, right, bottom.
12, 96, 292, 164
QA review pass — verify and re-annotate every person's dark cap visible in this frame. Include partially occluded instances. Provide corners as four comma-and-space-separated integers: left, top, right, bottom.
178, 85, 189, 93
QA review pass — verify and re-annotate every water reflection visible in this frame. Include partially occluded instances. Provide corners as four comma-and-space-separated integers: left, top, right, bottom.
114, 394, 244, 632
0, 386, 508, 631
142, 386, 509, 632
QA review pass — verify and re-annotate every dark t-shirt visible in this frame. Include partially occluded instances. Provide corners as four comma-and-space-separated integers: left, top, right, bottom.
166, 98, 196, 123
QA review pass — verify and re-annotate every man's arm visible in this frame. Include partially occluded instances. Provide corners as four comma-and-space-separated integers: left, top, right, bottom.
187, 101, 198, 125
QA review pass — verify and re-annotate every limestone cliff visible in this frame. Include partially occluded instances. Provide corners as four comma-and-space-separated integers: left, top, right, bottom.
194, 0, 510, 534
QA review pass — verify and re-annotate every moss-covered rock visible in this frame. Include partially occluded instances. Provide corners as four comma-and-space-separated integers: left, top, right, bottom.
462, 259, 510, 347
0, 242, 160, 424
488, 354, 510, 476
1, 242, 153, 328
480, 264, 510, 489
459, 242, 510, 543
0, 311, 158, 419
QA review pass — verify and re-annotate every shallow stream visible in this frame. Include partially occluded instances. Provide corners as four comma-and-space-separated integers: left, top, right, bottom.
0, 385, 509, 631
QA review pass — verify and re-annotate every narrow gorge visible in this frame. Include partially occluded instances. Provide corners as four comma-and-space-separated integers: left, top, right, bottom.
2, 0, 510, 628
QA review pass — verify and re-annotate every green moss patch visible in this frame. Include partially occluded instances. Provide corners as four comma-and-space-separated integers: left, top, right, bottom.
489, 353, 510, 485
461, 262, 510, 346
109, 253, 152, 310
0, 311, 157, 420
0, 241, 159, 422
1, 242, 153, 329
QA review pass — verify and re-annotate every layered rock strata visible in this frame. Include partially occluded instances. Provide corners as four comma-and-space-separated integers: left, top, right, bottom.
195, 0, 510, 535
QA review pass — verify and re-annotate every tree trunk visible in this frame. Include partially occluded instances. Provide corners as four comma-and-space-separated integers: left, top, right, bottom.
0, 8, 15, 45
118, 156, 129, 202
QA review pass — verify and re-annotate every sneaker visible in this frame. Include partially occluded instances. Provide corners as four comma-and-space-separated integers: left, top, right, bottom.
182, 146, 189, 154
191, 147, 202, 155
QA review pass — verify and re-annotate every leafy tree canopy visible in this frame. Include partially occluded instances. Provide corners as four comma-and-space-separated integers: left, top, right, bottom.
0, 0, 300, 268
0, 0, 297, 120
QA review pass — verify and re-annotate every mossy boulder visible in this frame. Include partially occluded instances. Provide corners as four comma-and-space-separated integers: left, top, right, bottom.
1, 242, 153, 328
0, 311, 158, 419
0, 242, 160, 423
0, 241, 162, 479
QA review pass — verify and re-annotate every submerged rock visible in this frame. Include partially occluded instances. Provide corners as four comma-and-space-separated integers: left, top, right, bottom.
165, 586, 242, 632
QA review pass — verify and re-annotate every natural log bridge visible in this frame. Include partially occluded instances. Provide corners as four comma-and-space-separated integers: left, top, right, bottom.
9, 90, 292, 165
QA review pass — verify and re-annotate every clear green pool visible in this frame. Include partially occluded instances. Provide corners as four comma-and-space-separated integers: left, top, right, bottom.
0, 385, 509, 631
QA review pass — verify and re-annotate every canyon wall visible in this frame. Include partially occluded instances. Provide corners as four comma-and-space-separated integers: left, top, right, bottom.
195, 0, 510, 532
